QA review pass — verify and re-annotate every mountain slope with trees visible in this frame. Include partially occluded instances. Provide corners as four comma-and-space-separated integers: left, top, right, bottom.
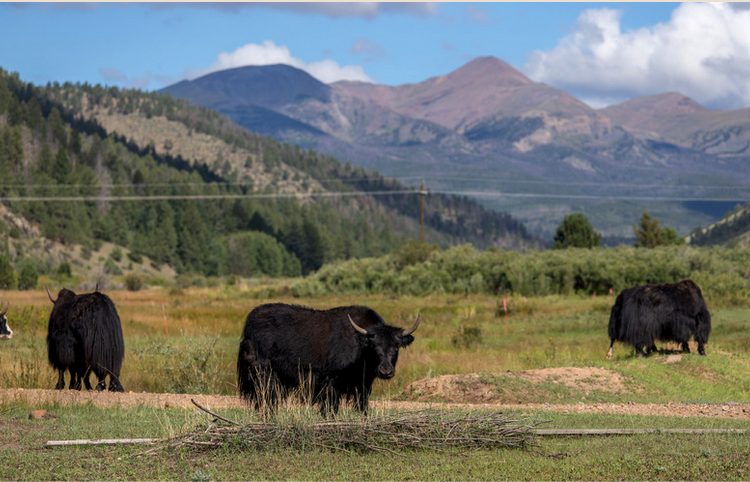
0, 67, 537, 285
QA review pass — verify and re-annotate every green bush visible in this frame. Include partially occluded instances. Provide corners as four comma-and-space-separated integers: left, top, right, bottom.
292, 245, 750, 305
0, 254, 16, 290
163, 334, 221, 394
56, 262, 72, 278
104, 257, 123, 275
127, 251, 143, 264
124, 272, 144, 291
17, 261, 38, 291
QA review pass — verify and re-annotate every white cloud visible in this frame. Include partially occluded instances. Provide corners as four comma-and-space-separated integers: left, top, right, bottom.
522, 3, 750, 109
186, 40, 374, 84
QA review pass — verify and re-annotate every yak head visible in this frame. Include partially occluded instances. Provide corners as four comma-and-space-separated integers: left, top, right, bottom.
349, 313, 420, 379
0, 301, 12, 340
45, 285, 77, 306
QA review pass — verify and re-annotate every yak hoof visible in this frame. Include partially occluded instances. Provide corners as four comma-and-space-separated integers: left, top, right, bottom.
605, 347, 613, 360
109, 381, 124, 392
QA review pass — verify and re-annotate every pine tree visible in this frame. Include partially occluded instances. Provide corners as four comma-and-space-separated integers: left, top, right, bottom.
634, 212, 664, 248
52, 146, 72, 183
553, 213, 602, 249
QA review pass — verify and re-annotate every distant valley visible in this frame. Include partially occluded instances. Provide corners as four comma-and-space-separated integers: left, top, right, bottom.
161, 57, 750, 241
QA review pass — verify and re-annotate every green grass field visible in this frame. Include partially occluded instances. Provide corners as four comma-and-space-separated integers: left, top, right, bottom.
1, 285, 749, 480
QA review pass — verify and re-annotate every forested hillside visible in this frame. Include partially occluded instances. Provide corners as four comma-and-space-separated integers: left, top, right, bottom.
688, 203, 750, 247
0, 68, 536, 284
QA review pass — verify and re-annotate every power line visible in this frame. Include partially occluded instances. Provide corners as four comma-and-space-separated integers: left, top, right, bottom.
437, 190, 750, 202
0, 190, 420, 202
0, 188, 746, 203
3, 177, 750, 194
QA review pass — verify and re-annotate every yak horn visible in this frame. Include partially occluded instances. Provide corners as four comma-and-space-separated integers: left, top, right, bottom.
0, 301, 7, 317
348, 315, 368, 335
45, 284, 56, 304
403, 312, 422, 336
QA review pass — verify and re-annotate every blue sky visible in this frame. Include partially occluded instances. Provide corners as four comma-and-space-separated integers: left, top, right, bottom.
1, 2, 749, 109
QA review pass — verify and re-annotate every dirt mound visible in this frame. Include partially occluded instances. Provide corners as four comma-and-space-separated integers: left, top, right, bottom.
402, 367, 633, 404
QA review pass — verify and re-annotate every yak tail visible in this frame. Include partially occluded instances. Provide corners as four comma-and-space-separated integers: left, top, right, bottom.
48, 330, 76, 369
237, 339, 279, 411
607, 293, 624, 341
694, 306, 712, 344
622, 293, 656, 350
237, 339, 258, 399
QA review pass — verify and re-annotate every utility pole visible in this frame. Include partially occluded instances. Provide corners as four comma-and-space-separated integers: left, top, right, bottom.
420, 180, 426, 243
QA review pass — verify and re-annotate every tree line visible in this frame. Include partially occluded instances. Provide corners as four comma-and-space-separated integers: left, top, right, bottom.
0, 69, 408, 280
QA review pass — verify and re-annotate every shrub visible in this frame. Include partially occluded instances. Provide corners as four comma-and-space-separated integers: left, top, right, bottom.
124, 273, 144, 291
56, 262, 72, 278
0, 255, 16, 290
127, 251, 143, 264
163, 334, 221, 394
17, 261, 38, 291
104, 257, 123, 275
291, 244, 750, 305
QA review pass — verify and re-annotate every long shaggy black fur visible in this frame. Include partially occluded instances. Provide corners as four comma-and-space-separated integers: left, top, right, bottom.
46, 288, 125, 391
237, 303, 419, 416
607, 280, 711, 358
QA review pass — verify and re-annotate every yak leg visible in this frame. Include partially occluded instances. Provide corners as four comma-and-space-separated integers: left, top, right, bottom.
108, 374, 124, 392
80, 368, 93, 391
697, 342, 706, 356
83, 373, 93, 391
681, 342, 691, 353
353, 388, 371, 415
606, 340, 615, 359
94, 375, 107, 391
318, 387, 341, 418
92, 366, 107, 391
70, 370, 83, 390
251, 362, 278, 412
635, 344, 649, 358
55, 369, 66, 390
107, 364, 125, 392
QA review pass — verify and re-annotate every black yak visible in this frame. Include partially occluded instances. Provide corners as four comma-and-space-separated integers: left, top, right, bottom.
606, 280, 711, 359
46, 286, 125, 391
237, 303, 420, 416
0, 301, 12, 340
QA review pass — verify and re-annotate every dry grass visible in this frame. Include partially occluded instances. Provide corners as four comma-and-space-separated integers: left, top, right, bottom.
154, 400, 542, 457
3, 286, 750, 405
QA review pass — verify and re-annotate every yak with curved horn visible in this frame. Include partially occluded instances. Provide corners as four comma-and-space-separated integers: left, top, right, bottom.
238, 303, 421, 416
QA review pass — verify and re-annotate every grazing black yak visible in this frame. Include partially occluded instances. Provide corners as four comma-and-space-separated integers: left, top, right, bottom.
606, 280, 711, 359
237, 303, 420, 416
46, 286, 125, 391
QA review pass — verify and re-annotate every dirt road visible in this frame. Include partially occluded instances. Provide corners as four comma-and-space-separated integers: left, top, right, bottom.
2, 388, 749, 420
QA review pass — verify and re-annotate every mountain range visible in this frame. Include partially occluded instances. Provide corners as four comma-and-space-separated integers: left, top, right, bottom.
161, 56, 750, 241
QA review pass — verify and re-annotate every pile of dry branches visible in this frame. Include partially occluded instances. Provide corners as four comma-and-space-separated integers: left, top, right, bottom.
157, 400, 544, 456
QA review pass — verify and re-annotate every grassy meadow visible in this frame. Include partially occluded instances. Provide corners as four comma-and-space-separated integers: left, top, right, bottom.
1, 282, 750, 480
